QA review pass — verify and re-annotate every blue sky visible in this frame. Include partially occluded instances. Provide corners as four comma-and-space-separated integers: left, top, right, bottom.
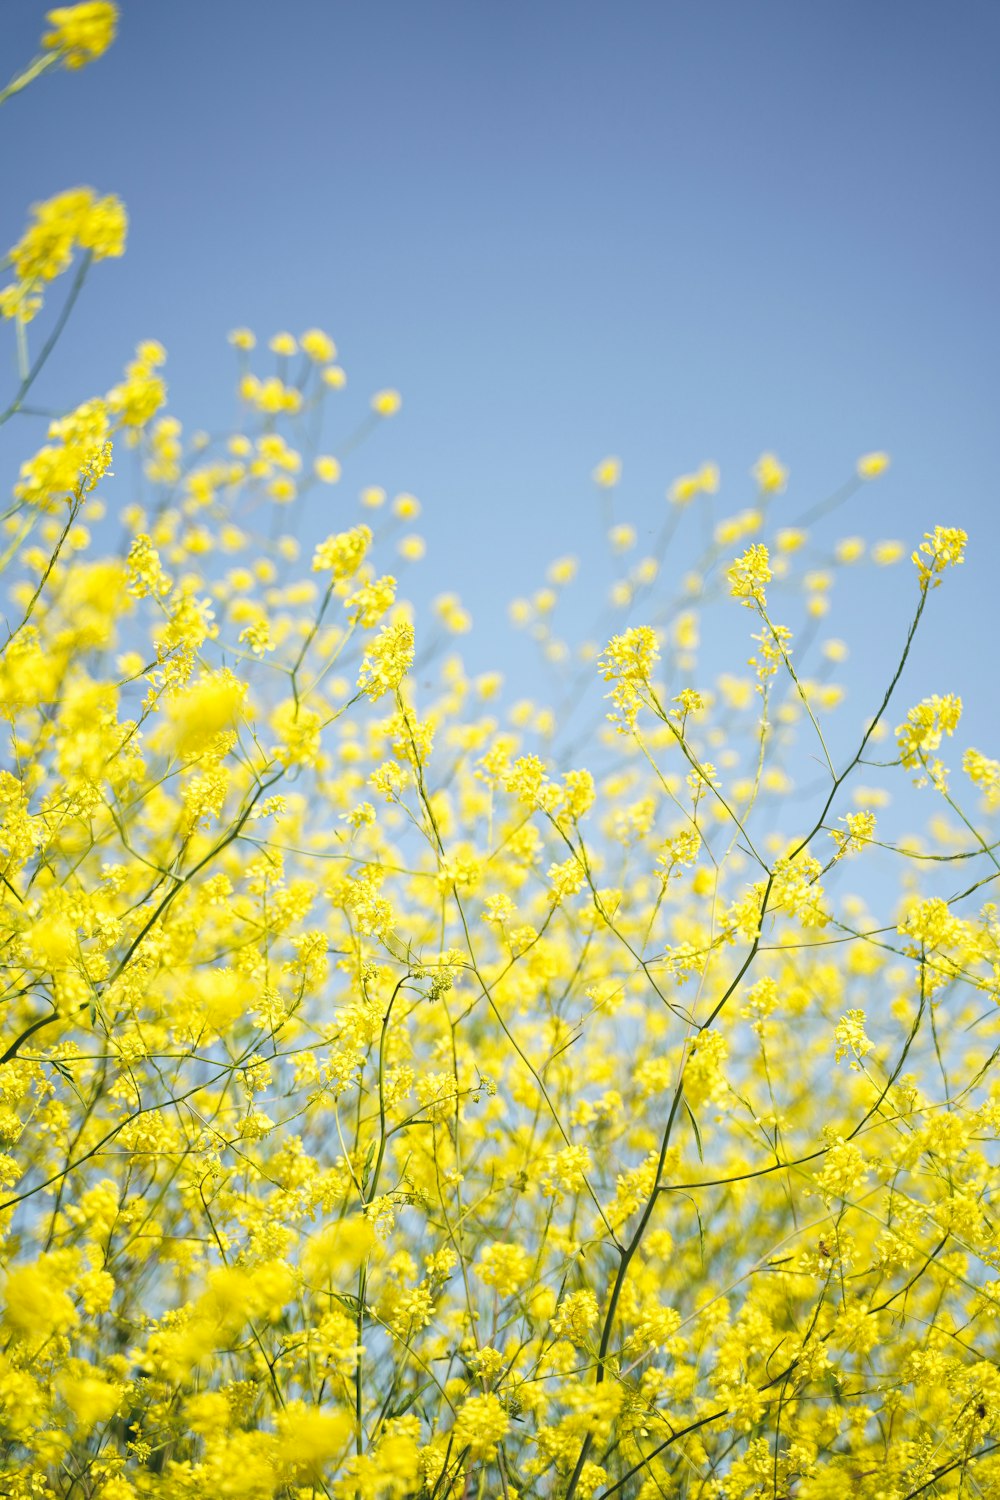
3, 0, 998, 781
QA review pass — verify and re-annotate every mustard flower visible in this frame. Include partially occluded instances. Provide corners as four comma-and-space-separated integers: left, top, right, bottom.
42, 2, 118, 69
371, 388, 402, 416
727, 543, 772, 608
752, 451, 788, 492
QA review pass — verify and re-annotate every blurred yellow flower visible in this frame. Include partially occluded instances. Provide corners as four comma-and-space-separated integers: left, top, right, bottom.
857, 451, 890, 479
593, 456, 622, 487
42, 2, 118, 70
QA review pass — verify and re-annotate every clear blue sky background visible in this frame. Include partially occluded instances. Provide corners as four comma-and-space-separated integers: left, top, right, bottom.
3, 1, 998, 789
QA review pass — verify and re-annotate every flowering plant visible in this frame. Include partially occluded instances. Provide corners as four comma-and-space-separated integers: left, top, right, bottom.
0, 11, 996, 1500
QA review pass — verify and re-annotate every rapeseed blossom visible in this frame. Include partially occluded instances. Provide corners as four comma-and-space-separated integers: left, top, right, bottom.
42, 3, 118, 68
0, 186, 126, 322
0, 19, 995, 1500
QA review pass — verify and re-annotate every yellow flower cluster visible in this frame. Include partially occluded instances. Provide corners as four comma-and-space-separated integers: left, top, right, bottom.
42, 3, 118, 69
912, 524, 968, 590
896, 692, 963, 787
726, 541, 772, 607
0, 186, 126, 322
0, 22, 995, 1500
669, 461, 719, 505
312, 523, 372, 580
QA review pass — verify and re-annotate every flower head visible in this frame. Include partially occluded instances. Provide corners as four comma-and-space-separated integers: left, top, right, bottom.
42, 3, 118, 69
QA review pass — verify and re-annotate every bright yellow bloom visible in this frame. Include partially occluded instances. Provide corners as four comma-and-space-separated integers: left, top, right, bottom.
964, 747, 1000, 808
15, 397, 112, 507
358, 620, 415, 698
371, 388, 402, 416
896, 693, 962, 788
752, 451, 788, 492
599, 625, 660, 729
42, 3, 118, 69
314, 455, 342, 483
3, 1258, 79, 1343
276, 1401, 351, 1481
547, 554, 578, 585
477, 1241, 531, 1296
312, 524, 371, 579
593, 455, 621, 487
912, 525, 968, 590
871, 539, 904, 565
397, 534, 426, 561
714, 508, 762, 545
393, 491, 421, 519
727, 543, 771, 607
669, 461, 719, 504
835, 536, 865, 563
164, 672, 245, 756
609, 522, 636, 552
433, 592, 471, 632
451, 1392, 510, 1459
1, 187, 127, 322
857, 451, 890, 478
301, 327, 336, 362
346, 574, 397, 627
60, 1371, 121, 1430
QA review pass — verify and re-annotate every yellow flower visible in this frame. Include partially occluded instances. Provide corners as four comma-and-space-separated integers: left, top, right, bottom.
358, 620, 415, 698
164, 672, 245, 756
346, 574, 397, 627
3, 1257, 79, 1343
301, 327, 336, 362
16, 396, 112, 507
697, 460, 720, 493
857, 450, 890, 478
727, 543, 771, 608
964, 747, 1000, 808
392, 491, 421, 519
547, 555, 578, 585
60, 1371, 121, 1430
433, 592, 471, 632
477, 1241, 531, 1296
752, 451, 788, 492
911, 525, 968, 590
312, 524, 371, 579
1, 187, 127, 323
276, 1401, 351, 1481
371, 388, 402, 416
301, 1219, 376, 1284
669, 461, 719, 504
835, 536, 865, 563
451, 1393, 510, 1459
313, 455, 341, 483
592, 455, 621, 487
42, 2, 118, 69
896, 693, 962, 776
609, 523, 636, 552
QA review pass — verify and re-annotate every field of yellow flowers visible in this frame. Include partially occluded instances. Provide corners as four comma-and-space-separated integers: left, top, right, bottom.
1, 9, 999, 1500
